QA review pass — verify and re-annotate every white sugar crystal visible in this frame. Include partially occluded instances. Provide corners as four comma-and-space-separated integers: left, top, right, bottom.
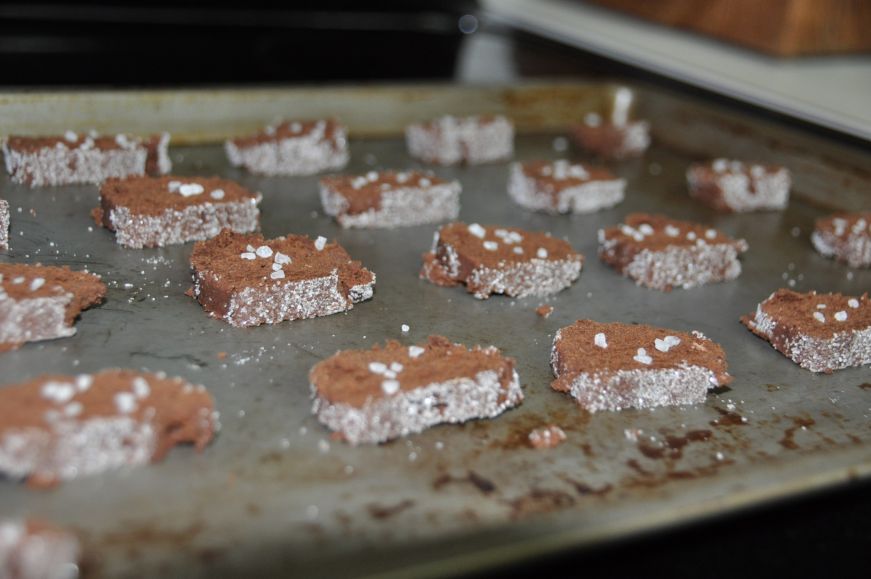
633, 348, 653, 365
620, 225, 635, 237
813, 311, 826, 323
834, 311, 848, 322
75, 374, 93, 391
384, 370, 397, 379
408, 346, 425, 358
506, 231, 523, 244
210, 189, 225, 200
351, 177, 367, 189
536, 248, 548, 259
11, 277, 24, 284
664, 225, 680, 237
513, 246, 524, 255
255, 245, 273, 258
401, 324, 410, 333
686, 231, 697, 241
494, 229, 509, 238
314, 236, 327, 251
240, 252, 256, 260
468, 223, 486, 238
705, 229, 717, 239
419, 178, 431, 187
381, 380, 400, 395
712, 159, 728, 173
638, 224, 654, 236
167, 180, 181, 192
366, 171, 378, 181
270, 270, 285, 280
750, 165, 766, 179
483, 240, 499, 251
848, 298, 860, 308
584, 112, 601, 127
290, 122, 302, 133
594, 332, 608, 348
41, 381, 75, 404
179, 183, 205, 197
64, 401, 83, 417
114, 134, 129, 147
29, 277, 45, 291
396, 172, 409, 183
271, 263, 282, 271
368, 362, 388, 374
246, 244, 256, 252
654, 335, 681, 353
816, 303, 827, 309
390, 362, 404, 373
64, 130, 77, 142
274, 252, 291, 265
114, 392, 137, 414
132, 377, 150, 398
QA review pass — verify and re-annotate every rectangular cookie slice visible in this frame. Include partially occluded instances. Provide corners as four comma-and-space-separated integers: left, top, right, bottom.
0, 369, 218, 488
319, 170, 461, 228
0, 199, 8, 250
570, 113, 650, 160
225, 119, 349, 176
507, 160, 625, 214
0, 264, 106, 351
687, 158, 791, 212
189, 229, 375, 327
551, 320, 731, 412
421, 222, 584, 299
2, 131, 170, 187
811, 212, 871, 268
405, 114, 513, 165
310, 335, 522, 444
598, 213, 748, 291
0, 519, 80, 577
93, 175, 262, 248
741, 289, 871, 373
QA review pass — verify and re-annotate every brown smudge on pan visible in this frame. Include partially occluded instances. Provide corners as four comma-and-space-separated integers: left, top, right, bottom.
858, 383, 871, 391
366, 499, 415, 520
432, 470, 497, 495
779, 415, 816, 450
92, 522, 205, 561
637, 429, 713, 461
504, 489, 576, 520
710, 406, 749, 427
559, 475, 613, 498
766, 383, 783, 392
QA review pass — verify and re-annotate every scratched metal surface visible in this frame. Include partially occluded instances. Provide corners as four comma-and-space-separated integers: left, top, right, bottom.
1, 89, 870, 579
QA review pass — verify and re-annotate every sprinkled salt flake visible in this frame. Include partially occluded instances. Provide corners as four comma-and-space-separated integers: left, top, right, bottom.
255, 245, 273, 258
351, 177, 367, 189
41, 381, 75, 404
366, 171, 379, 181
114, 392, 137, 414
246, 244, 256, 252
166, 180, 182, 193
318, 439, 330, 453
210, 189, 225, 200
620, 225, 636, 237
834, 311, 848, 322
750, 165, 765, 179
848, 298, 860, 309
584, 112, 601, 127
383, 370, 397, 379
270, 270, 285, 280
380, 183, 391, 191
654, 335, 681, 353
483, 240, 499, 251
594, 332, 608, 349
290, 122, 302, 133
633, 348, 653, 365
408, 345, 425, 358
381, 379, 400, 395
638, 224, 654, 236
29, 277, 45, 291
705, 229, 717, 239
64, 402, 83, 417
368, 362, 388, 374
816, 303, 827, 309
271, 263, 282, 271
390, 362, 404, 373
536, 248, 548, 259
664, 225, 680, 237
240, 252, 256, 260
512, 246, 524, 255
813, 311, 826, 323
528, 425, 567, 449
468, 223, 486, 238
11, 277, 24, 284
401, 324, 410, 333
274, 252, 291, 265
314, 236, 327, 251
494, 229, 509, 238
396, 172, 409, 183
179, 183, 205, 197
132, 377, 150, 399
552, 136, 569, 152
712, 159, 728, 173
686, 231, 697, 241
419, 177, 431, 187
64, 130, 78, 142
506, 231, 523, 244
75, 374, 92, 391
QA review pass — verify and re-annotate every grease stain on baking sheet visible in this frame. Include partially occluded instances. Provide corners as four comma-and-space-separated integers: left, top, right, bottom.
637, 429, 713, 460
504, 489, 575, 520
779, 415, 816, 450
559, 476, 613, 498
432, 470, 497, 495
858, 382, 871, 391
366, 499, 415, 520
710, 406, 748, 427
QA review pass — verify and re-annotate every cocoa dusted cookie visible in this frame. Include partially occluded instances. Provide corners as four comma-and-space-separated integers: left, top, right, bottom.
0, 519, 80, 578
319, 169, 461, 228
225, 119, 348, 176
0, 264, 106, 351
405, 114, 513, 165
0, 369, 218, 487
421, 222, 584, 299
811, 212, 871, 268
570, 112, 650, 160
2, 131, 170, 187
507, 160, 625, 214
741, 289, 871, 373
551, 320, 732, 412
598, 213, 748, 291
189, 229, 375, 327
310, 336, 522, 444
93, 175, 262, 248
686, 158, 791, 212
0, 198, 8, 250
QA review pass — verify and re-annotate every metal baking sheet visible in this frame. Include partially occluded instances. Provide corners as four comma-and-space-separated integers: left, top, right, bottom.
0, 83, 870, 579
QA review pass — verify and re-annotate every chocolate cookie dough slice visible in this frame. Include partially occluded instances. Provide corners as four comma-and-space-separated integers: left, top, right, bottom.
0, 264, 106, 351
687, 159, 791, 212
570, 112, 650, 160
742, 289, 871, 373
405, 114, 513, 165
189, 229, 375, 327
811, 212, 871, 268
551, 320, 731, 412
94, 175, 261, 248
0, 519, 80, 578
319, 170, 460, 228
225, 119, 348, 176
421, 222, 584, 299
598, 213, 748, 291
507, 160, 625, 214
310, 336, 522, 444
0, 369, 218, 487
